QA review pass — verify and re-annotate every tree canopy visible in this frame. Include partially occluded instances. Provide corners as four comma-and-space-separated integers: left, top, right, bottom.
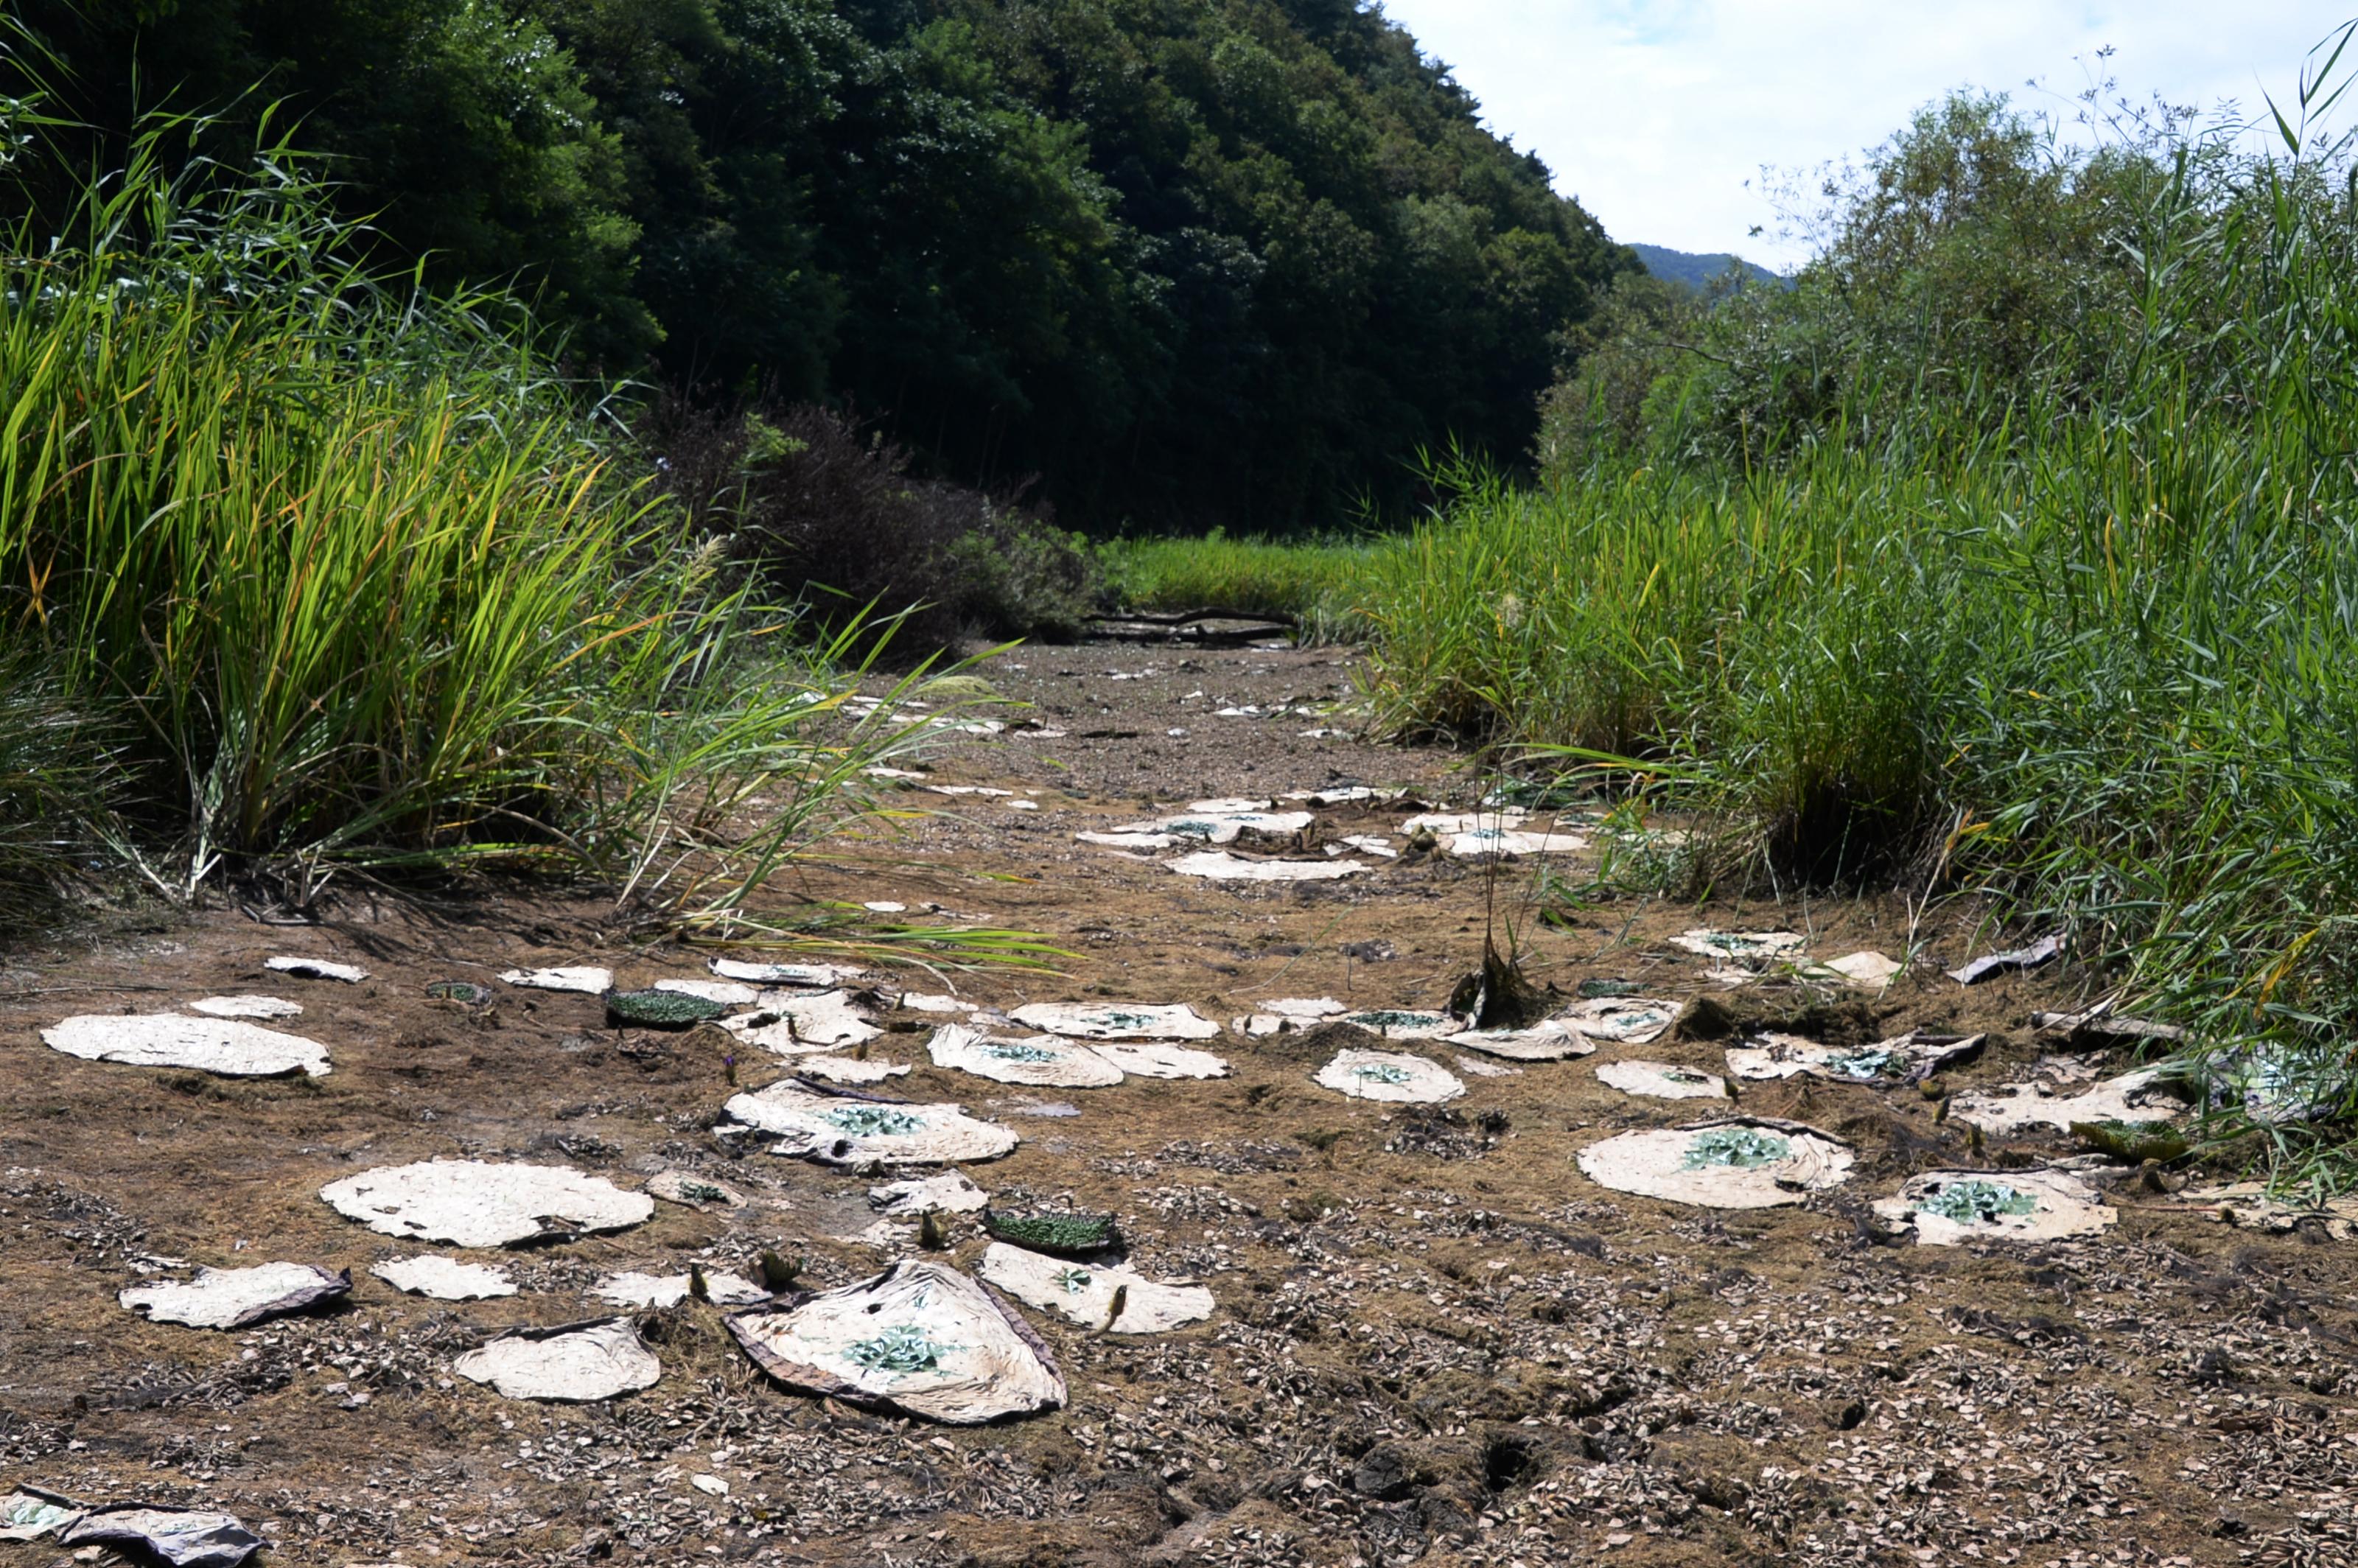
18, 0, 1633, 531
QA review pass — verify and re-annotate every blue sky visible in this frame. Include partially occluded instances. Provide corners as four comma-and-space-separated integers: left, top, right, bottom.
1375, 1, 2349, 267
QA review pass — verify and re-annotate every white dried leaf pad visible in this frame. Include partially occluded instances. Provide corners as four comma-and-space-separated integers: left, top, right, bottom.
591, 1270, 768, 1309
870, 1172, 990, 1217
1077, 830, 1177, 850
1577, 1121, 1854, 1208
980, 1242, 1215, 1334
1872, 1169, 2116, 1246
1187, 797, 1274, 813
1314, 1049, 1465, 1104
711, 958, 853, 988
321, 1160, 654, 1247
725, 1260, 1064, 1424
1401, 811, 1525, 834
373, 1255, 517, 1300
120, 1262, 347, 1329
2186, 1181, 2358, 1240
1564, 997, 1680, 1045
654, 979, 760, 1006
1262, 998, 1345, 1018
454, 1318, 661, 1401
1441, 825, 1587, 858
187, 995, 303, 1020
1008, 1001, 1219, 1040
1668, 930, 1805, 963
723, 1082, 1019, 1166
718, 990, 880, 1052
1818, 951, 1903, 989
795, 1054, 911, 1085
1596, 1060, 1729, 1100
1089, 1040, 1231, 1079
1444, 1021, 1596, 1062
265, 956, 368, 982
927, 1024, 1125, 1088
499, 966, 612, 994
43, 1015, 331, 1079
1169, 850, 1367, 881
898, 992, 974, 1014
1951, 1068, 2184, 1133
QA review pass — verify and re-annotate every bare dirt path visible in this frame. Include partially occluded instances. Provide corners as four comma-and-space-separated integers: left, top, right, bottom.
0, 640, 2348, 1568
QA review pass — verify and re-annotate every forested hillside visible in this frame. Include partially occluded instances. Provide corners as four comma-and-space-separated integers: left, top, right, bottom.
15, 0, 1631, 531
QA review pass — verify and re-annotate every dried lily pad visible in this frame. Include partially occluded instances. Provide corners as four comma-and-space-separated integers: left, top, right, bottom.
1087, 1040, 1231, 1078
321, 1160, 655, 1247
870, 1172, 990, 1217
1725, 1031, 1982, 1083
1873, 1169, 2115, 1246
1596, 1060, 1730, 1100
606, 988, 730, 1029
424, 980, 494, 1005
500, 966, 612, 994
1007, 1001, 1220, 1040
265, 955, 367, 983
0, 1488, 77, 1542
43, 1015, 331, 1079
453, 1317, 662, 1401
1577, 1119, 1854, 1208
1816, 951, 1903, 990
927, 1023, 1125, 1088
980, 1242, 1215, 1334
1562, 996, 1680, 1045
1444, 1019, 1596, 1062
1313, 1049, 1466, 1105
710, 958, 854, 988
981, 1208, 1121, 1258
60, 1505, 264, 1567
372, 1255, 517, 1301
654, 978, 760, 1006
1668, 930, 1805, 964
723, 1082, 1019, 1166
1577, 979, 1645, 999
724, 1260, 1065, 1424
795, 1054, 912, 1085
187, 995, 302, 1021
1237, 997, 1346, 1035
1335, 1009, 1460, 1040
718, 990, 881, 1053
2186, 1181, 2358, 1239
646, 1171, 749, 1211
1951, 1067, 2185, 1134
1436, 823, 1587, 858
121, 1263, 349, 1329
1169, 850, 1368, 881
591, 1270, 768, 1309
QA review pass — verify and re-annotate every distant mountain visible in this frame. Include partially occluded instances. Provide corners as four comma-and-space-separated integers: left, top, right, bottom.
1630, 243, 1784, 293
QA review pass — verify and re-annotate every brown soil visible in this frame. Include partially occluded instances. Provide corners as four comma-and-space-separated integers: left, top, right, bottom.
0, 640, 2346, 1568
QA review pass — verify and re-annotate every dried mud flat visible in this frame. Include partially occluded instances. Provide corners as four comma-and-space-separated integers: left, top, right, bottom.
0, 641, 2351, 1568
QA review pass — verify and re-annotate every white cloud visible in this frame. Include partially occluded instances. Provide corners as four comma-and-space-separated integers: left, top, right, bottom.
1376, 1, 2345, 266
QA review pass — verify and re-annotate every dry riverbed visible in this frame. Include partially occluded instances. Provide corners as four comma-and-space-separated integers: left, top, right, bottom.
0, 641, 2348, 1568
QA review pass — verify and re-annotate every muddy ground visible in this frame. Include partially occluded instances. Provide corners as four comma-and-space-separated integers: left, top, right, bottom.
0, 639, 2351, 1568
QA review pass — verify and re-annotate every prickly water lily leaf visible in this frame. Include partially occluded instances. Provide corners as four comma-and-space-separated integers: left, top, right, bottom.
320, 1160, 654, 1247
1312, 1049, 1465, 1104
1874, 1169, 2115, 1246
722, 1082, 1019, 1166
1726, 1031, 1983, 1084
981, 1208, 1121, 1258
1169, 850, 1368, 881
724, 1260, 1065, 1424
1444, 1019, 1596, 1062
591, 1270, 767, 1309
870, 1172, 990, 1217
1087, 1040, 1231, 1078
1336, 1009, 1459, 1039
424, 980, 494, 1005
926, 1024, 1125, 1088
981, 1242, 1215, 1334
710, 958, 855, 988
1669, 930, 1806, 964
651, 978, 760, 1006
795, 1053, 912, 1085
43, 1015, 331, 1079
452, 1318, 662, 1402
120, 1263, 349, 1329
1577, 1120, 1853, 1208
1577, 979, 1645, 999
265, 956, 367, 982
717, 990, 881, 1052
1561, 996, 1680, 1045
645, 1171, 749, 1211
0, 1488, 78, 1543
605, 988, 730, 1029
1007, 1002, 1220, 1040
